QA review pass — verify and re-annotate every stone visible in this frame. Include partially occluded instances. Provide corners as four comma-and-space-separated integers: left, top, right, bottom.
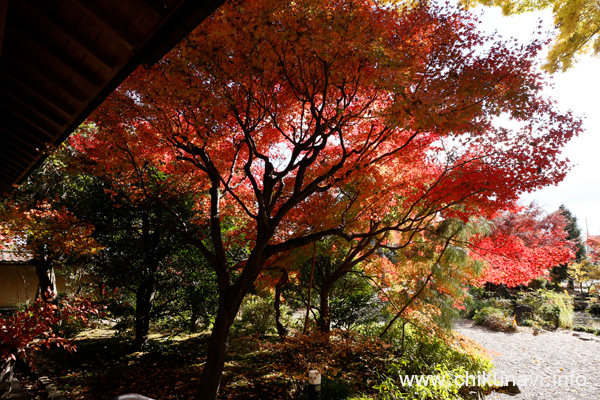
573, 300, 588, 311
496, 381, 521, 396
513, 305, 533, 324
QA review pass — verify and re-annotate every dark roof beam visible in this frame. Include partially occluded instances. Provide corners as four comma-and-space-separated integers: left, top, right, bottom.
0, 144, 43, 185
4, 52, 90, 103
0, 70, 75, 120
129, 0, 163, 17
0, 87, 69, 129
20, 2, 119, 70
0, 0, 227, 194
0, 146, 32, 171
7, 27, 104, 88
0, 0, 7, 58
0, 102, 58, 141
0, 174, 19, 190
0, 139, 37, 168
76, 0, 139, 50
0, 118, 46, 152
139, 0, 225, 67
0, 154, 33, 174
0, 143, 39, 178
0, 153, 29, 175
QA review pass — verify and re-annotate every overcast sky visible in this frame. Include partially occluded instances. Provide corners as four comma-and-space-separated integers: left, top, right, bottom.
476, 6, 600, 237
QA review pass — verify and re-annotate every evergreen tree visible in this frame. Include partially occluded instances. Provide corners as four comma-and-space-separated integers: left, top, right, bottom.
551, 204, 585, 282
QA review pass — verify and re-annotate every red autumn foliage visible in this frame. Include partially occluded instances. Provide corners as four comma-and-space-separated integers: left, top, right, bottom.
587, 235, 600, 265
0, 295, 99, 363
472, 204, 575, 287
70, 0, 580, 397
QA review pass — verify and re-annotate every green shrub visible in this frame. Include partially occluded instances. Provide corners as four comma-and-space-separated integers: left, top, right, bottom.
330, 279, 387, 330
490, 298, 513, 311
374, 365, 468, 400
528, 277, 549, 290
538, 303, 561, 329
516, 289, 573, 329
587, 298, 600, 316
460, 296, 492, 320
484, 313, 517, 332
544, 291, 573, 329
52, 318, 88, 338
520, 319, 533, 327
473, 307, 516, 332
319, 376, 353, 400
573, 325, 600, 335
373, 326, 492, 400
472, 306, 501, 326
460, 287, 489, 319
460, 287, 512, 320
234, 294, 293, 335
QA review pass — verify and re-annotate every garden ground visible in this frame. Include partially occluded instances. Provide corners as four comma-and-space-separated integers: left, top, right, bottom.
15, 315, 600, 399
456, 320, 600, 400
28, 328, 397, 400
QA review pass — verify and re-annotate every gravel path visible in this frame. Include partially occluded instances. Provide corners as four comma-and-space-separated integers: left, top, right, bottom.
455, 320, 600, 400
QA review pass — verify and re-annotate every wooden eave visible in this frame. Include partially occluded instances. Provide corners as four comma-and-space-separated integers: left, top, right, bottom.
0, 0, 225, 193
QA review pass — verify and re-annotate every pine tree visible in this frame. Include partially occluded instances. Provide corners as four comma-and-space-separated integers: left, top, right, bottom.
551, 204, 585, 282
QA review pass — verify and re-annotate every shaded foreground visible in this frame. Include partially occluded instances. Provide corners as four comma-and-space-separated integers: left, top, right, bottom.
33, 329, 394, 400
30, 326, 491, 400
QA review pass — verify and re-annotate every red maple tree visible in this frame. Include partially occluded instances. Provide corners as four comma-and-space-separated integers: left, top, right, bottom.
472, 204, 575, 287
0, 295, 99, 398
0, 196, 100, 302
587, 235, 600, 265
72, 0, 580, 397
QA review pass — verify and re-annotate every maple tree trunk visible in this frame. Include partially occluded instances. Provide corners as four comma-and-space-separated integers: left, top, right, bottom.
317, 281, 332, 333
274, 269, 289, 339
198, 280, 250, 400
199, 309, 234, 400
33, 250, 57, 304
189, 304, 200, 333
133, 276, 156, 352
35, 264, 57, 303
133, 213, 160, 351
303, 244, 317, 334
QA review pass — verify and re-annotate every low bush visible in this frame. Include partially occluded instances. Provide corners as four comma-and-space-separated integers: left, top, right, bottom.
573, 326, 600, 335
369, 325, 492, 400
290, 376, 354, 400
519, 319, 533, 327
538, 303, 561, 329
234, 294, 293, 335
459, 287, 488, 319
587, 298, 600, 316
460, 287, 513, 320
527, 277, 550, 290
473, 307, 516, 332
489, 298, 513, 311
261, 322, 493, 400
0, 296, 98, 398
330, 279, 387, 330
516, 289, 573, 329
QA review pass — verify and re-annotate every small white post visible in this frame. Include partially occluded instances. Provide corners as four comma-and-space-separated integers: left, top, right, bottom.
308, 370, 321, 399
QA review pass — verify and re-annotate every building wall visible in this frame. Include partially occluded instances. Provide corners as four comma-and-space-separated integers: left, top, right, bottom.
0, 264, 68, 307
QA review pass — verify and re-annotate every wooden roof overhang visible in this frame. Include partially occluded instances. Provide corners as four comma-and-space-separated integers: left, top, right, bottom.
0, 0, 225, 193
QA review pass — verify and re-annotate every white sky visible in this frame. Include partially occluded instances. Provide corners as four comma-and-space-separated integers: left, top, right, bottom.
476, 6, 600, 236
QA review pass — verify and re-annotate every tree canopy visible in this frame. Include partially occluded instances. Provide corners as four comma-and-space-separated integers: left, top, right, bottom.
68, 0, 580, 397
463, 0, 600, 72
472, 204, 574, 287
